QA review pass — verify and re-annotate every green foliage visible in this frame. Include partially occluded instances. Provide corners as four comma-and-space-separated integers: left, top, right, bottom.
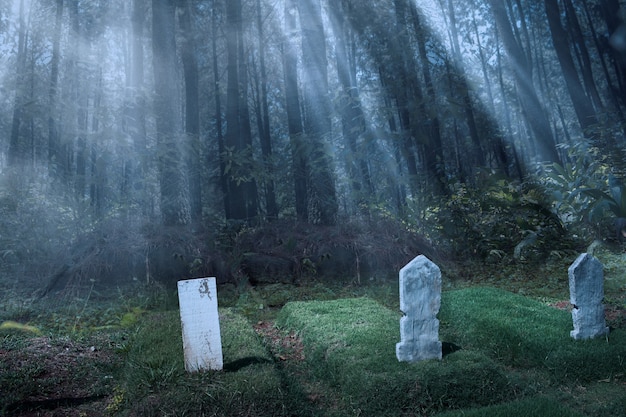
426, 175, 570, 261
0, 172, 78, 279
543, 140, 626, 240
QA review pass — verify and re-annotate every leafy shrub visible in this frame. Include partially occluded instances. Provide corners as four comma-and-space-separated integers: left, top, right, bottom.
542, 140, 626, 242
426, 175, 571, 261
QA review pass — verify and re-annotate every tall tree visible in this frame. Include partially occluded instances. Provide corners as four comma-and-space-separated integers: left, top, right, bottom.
152, 0, 190, 226
178, 0, 202, 222
328, 0, 373, 211
410, 3, 448, 192
254, 0, 279, 219
562, 0, 604, 113
126, 0, 149, 216
599, 0, 626, 108
68, 0, 89, 201
224, 0, 258, 222
47, 0, 63, 178
444, 0, 484, 166
298, 0, 338, 224
544, 0, 598, 134
212, 2, 229, 219
283, 0, 308, 221
487, 0, 561, 163
7, 0, 29, 167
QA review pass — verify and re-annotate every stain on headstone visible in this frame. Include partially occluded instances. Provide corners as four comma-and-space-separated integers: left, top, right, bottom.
568, 253, 609, 340
396, 255, 442, 362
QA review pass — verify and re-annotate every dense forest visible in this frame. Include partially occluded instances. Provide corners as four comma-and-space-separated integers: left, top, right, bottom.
1, 0, 626, 292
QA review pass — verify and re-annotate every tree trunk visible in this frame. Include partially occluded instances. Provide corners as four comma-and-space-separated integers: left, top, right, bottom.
563, 0, 604, 113
128, 0, 149, 217
298, 0, 338, 225
236, 0, 259, 221
283, 0, 308, 221
224, 0, 258, 222
47, 0, 63, 178
90, 68, 105, 217
446, 0, 484, 166
390, 0, 420, 197
581, 0, 625, 121
544, 0, 598, 134
488, 0, 560, 163
178, 0, 202, 223
152, 0, 190, 226
600, 0, 626, 107
8, 0, 28, 167
328, 0, 373, 210
212, 3, 229, 219
255, 0, 278, 219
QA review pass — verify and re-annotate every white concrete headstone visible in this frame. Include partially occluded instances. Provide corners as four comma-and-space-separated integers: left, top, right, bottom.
568, 253, 609, 340
178, 277, 223, 371
396, 255, 442, 362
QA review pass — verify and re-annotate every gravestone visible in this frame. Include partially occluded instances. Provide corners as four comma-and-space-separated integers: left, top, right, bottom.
568, 253, 609, 340
178, 277, 223, 371
396, 255, 442, 362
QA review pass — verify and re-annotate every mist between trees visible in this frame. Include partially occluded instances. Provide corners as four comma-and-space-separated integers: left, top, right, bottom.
1, 0, 626, 292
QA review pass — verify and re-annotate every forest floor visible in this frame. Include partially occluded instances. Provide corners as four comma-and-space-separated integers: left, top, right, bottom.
1, 248, 625, 416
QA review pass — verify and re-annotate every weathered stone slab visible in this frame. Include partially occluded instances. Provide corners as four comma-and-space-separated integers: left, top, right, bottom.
178, 277, 223, 371
396, 255, 442, 362
568, 253, 609, 340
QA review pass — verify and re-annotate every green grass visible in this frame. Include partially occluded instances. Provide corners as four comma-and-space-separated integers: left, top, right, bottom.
276, 297, 522, 416
2, 276, 625, 416
116, 308, 310, 416
441, 287, 626, 382
276, 289, 626, 416
434, 396, 585, 417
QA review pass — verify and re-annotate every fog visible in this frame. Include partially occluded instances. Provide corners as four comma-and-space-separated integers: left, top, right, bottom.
0, 0, 625, 298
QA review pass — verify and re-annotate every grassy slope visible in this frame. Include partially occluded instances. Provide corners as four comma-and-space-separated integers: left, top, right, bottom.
116, 308, 300, 416
276, 288, 626, 416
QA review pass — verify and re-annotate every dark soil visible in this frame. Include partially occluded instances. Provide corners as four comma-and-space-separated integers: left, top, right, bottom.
1, 335, 121, 417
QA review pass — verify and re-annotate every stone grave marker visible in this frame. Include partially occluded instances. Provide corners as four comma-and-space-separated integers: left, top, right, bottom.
568, 253, 609, 340
178, 277, 223, 371
396, 255, 442, 362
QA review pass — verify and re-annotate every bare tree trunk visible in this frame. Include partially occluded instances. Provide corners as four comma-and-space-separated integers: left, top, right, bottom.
445, 0, 484, 166
224, 0, 258, 222
545, 0, 598, 134
8, 0, 28, 167
255, 0, 278, 219
48, 0, 63, 178
563, 0, 604, 113
152, 0, 190, 226
328, 0, 373, 210
488, 0, 560, 163
283, 0, 308, 221
178, 0, 202, 223
212, 3, 229, 219
298, 0, 338, 224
